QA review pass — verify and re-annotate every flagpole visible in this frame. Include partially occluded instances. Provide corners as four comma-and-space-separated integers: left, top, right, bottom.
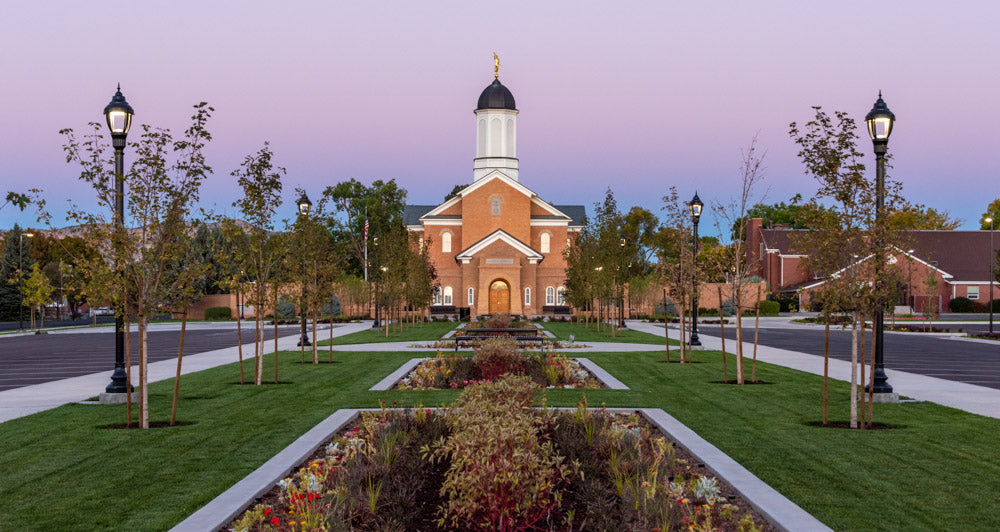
364, 207, 368, 282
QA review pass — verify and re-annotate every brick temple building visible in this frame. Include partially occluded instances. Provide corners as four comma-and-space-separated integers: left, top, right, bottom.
404, 71, 585, 318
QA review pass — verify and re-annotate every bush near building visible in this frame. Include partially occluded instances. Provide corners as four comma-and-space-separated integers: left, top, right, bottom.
204, 306, 232, 320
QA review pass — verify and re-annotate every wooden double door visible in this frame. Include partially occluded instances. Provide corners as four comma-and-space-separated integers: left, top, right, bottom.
488, 279, 510, 314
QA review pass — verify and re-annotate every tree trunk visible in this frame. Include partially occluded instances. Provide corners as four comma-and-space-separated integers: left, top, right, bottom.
718, 287, 727, 382
273, 287, 279, 384
859, 319, 868, 429
170, 296, 189, 426
125, 317, 132, 428
329, 309, 334, 363
254, 309, 262, 386
678, 294, 687, 363
752, 285, 761, 383
735, 307, 745, 385
823, 321, 829, 426
312, 311, 318, 364
868, 328, 876, 428
139, 316, 149, 429
236, 288, 244, 385
850, 314, 859, 429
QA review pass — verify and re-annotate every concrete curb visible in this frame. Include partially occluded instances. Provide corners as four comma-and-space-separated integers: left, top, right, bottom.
368, 358, 429, 391
170, 409, 362, 532
640, 408, 832, 532
174, 406, 827, 532
575, 357, 628, 389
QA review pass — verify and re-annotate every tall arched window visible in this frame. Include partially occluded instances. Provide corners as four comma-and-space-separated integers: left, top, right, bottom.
443, 286, 453, 305
477, 119, 487, 156
432, 287, 442, 306
491, 197, 501, 216
540, 232, 551, 254
468, 287, 475, 306
557, 286, 567, 305
442, 231, 452, 253
545, 286, 555, 305
524, 287, 531, 306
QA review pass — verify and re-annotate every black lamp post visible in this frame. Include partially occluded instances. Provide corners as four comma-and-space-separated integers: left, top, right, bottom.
371, 236, 380, 328
689, 193, 703, 346
104, 85, 134, 395
865, 92, 895, 395
986, 216, 995, 334
619, 237, 627, 328
296, 191, 313, 347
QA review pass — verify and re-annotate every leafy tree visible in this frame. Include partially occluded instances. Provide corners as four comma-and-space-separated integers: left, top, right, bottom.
980, 199, 1000, 230
21, 262, 53, 329
323, 178, 407, 278
445, 184, 469, 201
60, 102, 214, 429
0, 225, 33, 321
231, 142, 286, 386
711, 135, 767, 384
888, 202, 961, 230
789, 106, 904, 429
1, 191, 31, 212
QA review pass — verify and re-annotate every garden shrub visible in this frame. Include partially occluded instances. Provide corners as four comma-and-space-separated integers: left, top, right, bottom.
427, 376, 573, 530
655, 299, 676, 316
757, 300, 780, 316
721, 298, 737, 316
204, 306, 231, 320
699, 307, 719, 317
472, 337, 523, 380
276, 299, 296, 318
949, 297, 974, 313
484, 312, 512, 329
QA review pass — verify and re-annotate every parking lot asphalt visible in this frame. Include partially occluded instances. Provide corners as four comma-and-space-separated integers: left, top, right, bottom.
0, 324, 301, 391
710, 321, 1000, 390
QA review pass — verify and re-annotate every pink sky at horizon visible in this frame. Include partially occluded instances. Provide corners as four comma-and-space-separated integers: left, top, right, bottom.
2, 1, 998, 233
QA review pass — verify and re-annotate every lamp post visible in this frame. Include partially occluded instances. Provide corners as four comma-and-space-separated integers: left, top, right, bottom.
371, 236, 380, 328
689, 193, 703, 346
104, 85, 134, 395
865, 92, 895, 395
986, 216, 995, 334
296, 191, 312, 347
18, 232, 34, 331
906, 249, 914, 312
619, 237, 627, 328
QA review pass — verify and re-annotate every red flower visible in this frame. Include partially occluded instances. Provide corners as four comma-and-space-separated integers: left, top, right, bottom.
308, 493, 314, 500
264, 508, 271, 516
271, 517, 280, 525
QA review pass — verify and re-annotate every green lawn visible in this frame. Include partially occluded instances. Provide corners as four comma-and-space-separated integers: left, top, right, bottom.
2, 338, 999, 530
315, 320, 459, 346
541, 320, 672, 344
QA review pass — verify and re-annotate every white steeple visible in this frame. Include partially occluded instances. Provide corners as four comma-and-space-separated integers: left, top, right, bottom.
473, 63, 519, 182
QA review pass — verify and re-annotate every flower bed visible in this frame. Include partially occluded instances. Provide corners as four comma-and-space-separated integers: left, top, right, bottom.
398, 337, 600, 389
231, 376, 769, 531
396, 352, 600, 390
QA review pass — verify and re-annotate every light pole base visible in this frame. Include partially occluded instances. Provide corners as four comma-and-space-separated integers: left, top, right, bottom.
297, 337, 312, 347
99, 391, 140, 405
867, 392, 900, 404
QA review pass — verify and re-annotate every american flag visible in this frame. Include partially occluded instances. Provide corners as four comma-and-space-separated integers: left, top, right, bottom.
364, 218, 369, 239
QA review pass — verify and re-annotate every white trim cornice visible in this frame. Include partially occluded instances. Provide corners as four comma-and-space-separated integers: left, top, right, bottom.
455, 229, 544, 264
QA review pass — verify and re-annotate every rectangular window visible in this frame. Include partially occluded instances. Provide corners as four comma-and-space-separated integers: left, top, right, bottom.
432, 288, 442, 305
443, 286, 453, 305
524, 287, 531, 306
545, 287, 555, 305
468, 287, 474, 306
968, 286, 980, 300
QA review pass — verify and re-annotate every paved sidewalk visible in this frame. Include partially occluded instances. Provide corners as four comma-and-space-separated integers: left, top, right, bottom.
628, 320, 1000, 420
0, 321, 372, 424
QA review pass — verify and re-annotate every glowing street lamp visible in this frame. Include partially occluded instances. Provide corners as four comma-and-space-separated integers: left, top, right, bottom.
103, 85, 134, 396
865, 92, 895, 395
689, 193, 703, 347
296, 191, 313, 347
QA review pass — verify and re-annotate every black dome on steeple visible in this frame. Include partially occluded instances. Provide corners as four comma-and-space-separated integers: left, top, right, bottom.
477, 78, 516, 110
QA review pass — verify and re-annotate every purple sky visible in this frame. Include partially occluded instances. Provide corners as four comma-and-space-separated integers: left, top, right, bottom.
2, 2, 998, 234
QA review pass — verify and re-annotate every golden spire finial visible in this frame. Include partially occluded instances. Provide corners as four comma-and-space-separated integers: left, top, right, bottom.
493, 52, 499, 78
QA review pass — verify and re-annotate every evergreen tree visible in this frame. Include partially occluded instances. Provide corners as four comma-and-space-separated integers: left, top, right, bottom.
0, 225, 34, 321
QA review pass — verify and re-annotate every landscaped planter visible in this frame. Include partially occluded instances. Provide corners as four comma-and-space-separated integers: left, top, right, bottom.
395, 351, 601, 390
226, 377, 775, 531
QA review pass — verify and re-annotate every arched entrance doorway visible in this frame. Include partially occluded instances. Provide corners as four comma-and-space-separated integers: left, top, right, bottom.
489, 279, 510, 314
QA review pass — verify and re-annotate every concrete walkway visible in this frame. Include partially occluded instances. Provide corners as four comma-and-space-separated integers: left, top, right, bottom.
627, 320, 1000, 420
0, 321, 372, 424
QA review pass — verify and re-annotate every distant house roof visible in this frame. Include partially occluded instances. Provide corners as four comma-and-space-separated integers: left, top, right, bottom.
551, 205, 587, 226
758, 226, 999, 283
403, 205, 436, 225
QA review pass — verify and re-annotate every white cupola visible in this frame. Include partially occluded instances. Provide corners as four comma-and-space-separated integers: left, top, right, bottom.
473, 75, 519, 181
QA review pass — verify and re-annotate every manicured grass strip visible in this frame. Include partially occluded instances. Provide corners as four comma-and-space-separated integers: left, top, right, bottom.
3, 347, 1000, 530
541, 320, 673, 344
315, 320, 459, 345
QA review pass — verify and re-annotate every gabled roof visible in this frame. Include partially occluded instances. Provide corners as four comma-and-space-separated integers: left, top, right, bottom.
758, 226, 999, 283
454, 229, 544, 264
406, 172, 587, 228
